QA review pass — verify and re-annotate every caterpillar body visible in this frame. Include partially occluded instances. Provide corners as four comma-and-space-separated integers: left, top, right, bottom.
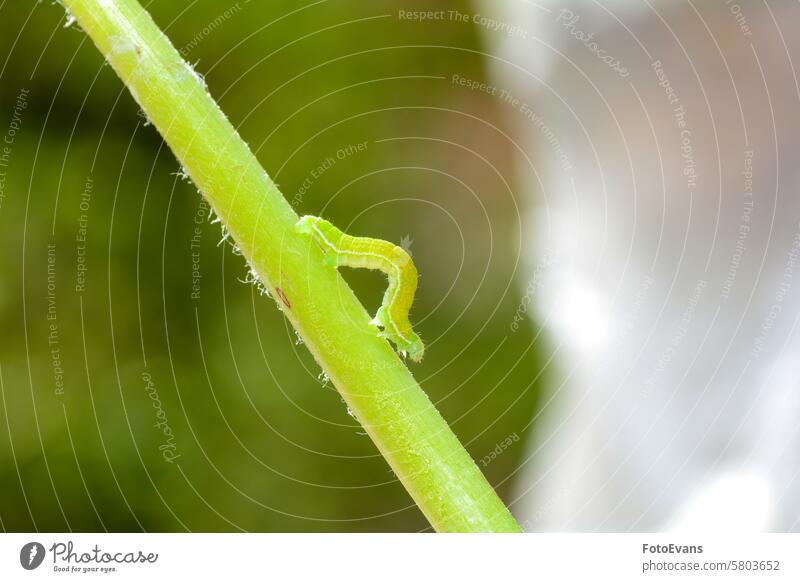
296, 215, 424, 362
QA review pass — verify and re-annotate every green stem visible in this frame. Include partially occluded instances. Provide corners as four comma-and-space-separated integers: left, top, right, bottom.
63, 0, 521, 532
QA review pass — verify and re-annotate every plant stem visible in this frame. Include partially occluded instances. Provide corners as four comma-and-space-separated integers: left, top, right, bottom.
63, 0, 521, 532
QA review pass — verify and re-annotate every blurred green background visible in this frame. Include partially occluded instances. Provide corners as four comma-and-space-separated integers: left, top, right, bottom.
0, 0, 546, 531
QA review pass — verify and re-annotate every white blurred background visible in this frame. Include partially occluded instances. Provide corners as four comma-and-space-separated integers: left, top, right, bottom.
481, 0, 800, 531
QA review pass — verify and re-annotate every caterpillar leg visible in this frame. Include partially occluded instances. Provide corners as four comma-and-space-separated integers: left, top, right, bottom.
295, 215, 317, 235
369, 306, 387, 328
297, 215, 338, 267
399, 333, 425, 362
371, 305, 424, 362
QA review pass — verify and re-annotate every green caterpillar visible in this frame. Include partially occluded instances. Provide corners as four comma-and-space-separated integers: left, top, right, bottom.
296, 215, 424, 362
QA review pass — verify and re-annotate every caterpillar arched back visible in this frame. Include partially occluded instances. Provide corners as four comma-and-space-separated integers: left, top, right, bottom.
296, 215, 424, 362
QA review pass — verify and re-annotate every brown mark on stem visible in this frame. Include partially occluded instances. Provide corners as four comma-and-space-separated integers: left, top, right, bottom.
275, 287, 291, 309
